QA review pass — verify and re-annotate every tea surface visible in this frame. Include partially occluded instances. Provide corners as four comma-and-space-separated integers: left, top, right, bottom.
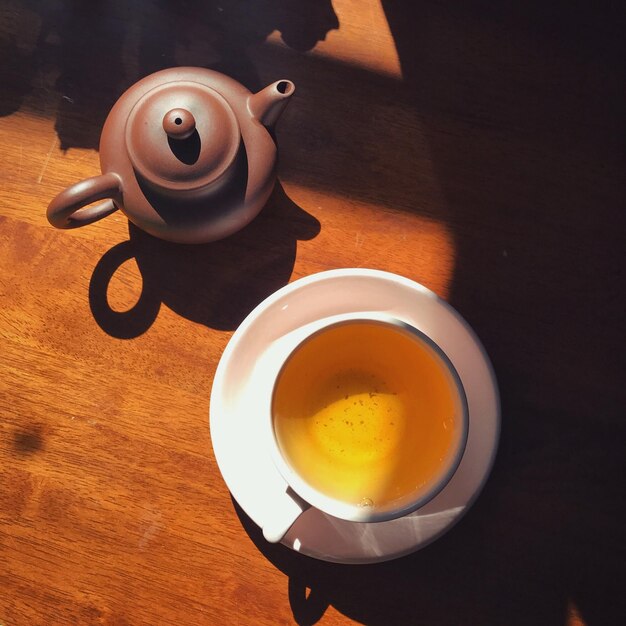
272, 321, 462, 510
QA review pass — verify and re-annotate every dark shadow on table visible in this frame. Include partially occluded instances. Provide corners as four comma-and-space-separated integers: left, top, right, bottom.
0, 0, 339, 149
89, 183, 320, 337
382, 2, 625, 625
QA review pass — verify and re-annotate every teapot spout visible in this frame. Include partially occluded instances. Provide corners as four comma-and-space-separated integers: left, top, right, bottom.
248, 80, 295, 127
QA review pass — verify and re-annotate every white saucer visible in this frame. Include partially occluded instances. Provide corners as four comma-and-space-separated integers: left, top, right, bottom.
210, 269, 500, 564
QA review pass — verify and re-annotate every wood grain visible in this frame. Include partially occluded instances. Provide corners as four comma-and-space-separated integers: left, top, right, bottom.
1, 1, 624, 625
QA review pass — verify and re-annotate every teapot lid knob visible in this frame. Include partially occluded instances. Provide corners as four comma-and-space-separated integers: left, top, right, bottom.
163, 108, 196, 140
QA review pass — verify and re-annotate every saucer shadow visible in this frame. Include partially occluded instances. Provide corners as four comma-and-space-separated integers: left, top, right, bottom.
232, 494, 498, 626
89, 183, 320, 338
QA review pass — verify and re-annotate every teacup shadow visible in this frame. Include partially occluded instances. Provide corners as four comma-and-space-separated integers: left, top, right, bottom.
232, 498, 332, 626
89, 183, 320, 337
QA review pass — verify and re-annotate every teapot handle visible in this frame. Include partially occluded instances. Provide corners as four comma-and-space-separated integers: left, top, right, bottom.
47, 172, 121, 229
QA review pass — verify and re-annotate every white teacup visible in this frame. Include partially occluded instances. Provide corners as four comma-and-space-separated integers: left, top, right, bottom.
258, 312, 469, 543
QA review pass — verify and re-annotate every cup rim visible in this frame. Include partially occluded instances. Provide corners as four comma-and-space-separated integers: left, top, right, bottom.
267, 312, 469, 524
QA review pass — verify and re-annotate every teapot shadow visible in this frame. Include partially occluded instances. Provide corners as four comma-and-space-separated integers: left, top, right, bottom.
89, 183, 320, 338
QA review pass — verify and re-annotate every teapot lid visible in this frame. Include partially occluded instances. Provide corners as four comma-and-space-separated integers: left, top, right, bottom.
125, 81, 240, 194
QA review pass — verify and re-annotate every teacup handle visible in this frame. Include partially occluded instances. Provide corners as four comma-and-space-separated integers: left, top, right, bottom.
47, 172, 121, 229
262, 484, 310, 544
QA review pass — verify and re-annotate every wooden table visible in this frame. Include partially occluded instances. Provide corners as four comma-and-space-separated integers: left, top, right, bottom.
1, 1, 623, 624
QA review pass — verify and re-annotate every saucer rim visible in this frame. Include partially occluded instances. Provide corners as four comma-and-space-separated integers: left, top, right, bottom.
210, 268, 500, 563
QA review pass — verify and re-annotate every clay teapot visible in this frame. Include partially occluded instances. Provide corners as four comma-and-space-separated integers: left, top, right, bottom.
47, 67, 295, 243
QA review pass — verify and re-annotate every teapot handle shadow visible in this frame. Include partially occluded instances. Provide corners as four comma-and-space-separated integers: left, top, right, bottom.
89, 239, 161, 339
47, 172, 121, 229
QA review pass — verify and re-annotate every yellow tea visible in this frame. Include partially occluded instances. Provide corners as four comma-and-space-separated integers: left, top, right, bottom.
272, 321, 464, 511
